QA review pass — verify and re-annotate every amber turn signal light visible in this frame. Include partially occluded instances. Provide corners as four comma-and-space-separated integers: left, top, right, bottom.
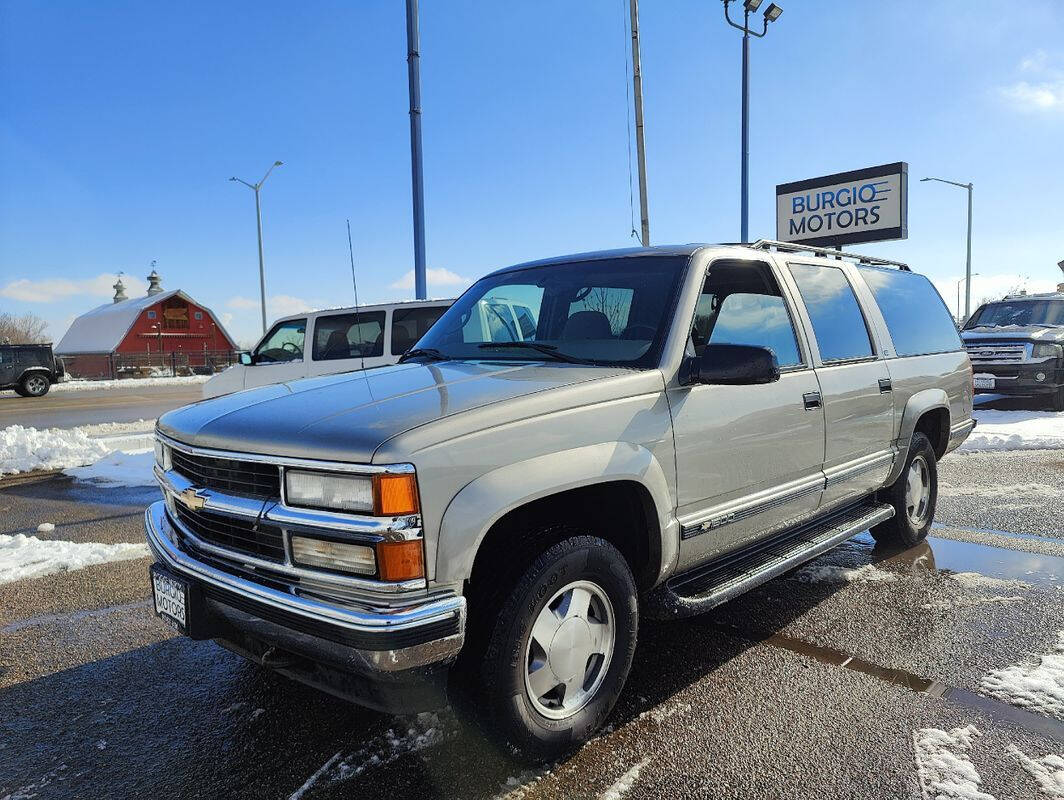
372, 474, 420, 516
376, 540, 425, 581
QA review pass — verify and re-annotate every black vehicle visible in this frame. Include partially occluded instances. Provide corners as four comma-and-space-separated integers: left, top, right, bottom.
961, 291, 1064, 410
0, 343, 65, 397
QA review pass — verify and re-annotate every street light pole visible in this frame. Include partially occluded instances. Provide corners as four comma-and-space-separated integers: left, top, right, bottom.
628, 0, 650, 246
722, 1, 783, 243
956, 273, 979, 322
230, 161, 283, 335
921, 176, 974, 319
406, 0, 428, 300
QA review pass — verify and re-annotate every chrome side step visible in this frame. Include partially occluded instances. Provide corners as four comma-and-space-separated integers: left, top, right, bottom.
645, 501, 895, 619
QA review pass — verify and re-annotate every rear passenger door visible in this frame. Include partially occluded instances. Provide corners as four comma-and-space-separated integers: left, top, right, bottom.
787, 262, 895, 509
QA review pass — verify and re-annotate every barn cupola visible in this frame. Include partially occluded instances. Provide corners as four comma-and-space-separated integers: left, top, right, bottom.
113, 277, 127, 303
146, 267, 163, 296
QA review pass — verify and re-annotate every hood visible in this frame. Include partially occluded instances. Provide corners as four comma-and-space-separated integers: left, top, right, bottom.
961, 326, 1064, 343
158, 360, 627, 463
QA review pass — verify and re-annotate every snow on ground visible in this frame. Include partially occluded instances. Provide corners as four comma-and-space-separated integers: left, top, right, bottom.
1, 420, 155, 481
792, 563, 899, 585
912, 725, 994, 800
53, 375, 209, 392
1008, 746, 1064, 799
0, 533, 149, 584
63, 450, 155, 486
979, 632, 1064, 720
600, 758, 651, 800
962, 409, 1064, 452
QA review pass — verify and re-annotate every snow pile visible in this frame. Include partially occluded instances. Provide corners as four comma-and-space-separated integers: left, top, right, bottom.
962, 409, 1064, 452
63, 450, 155, 486
0, 424, 110, 475
912, 725, 993, 800
54, 375, 209, 392
0, 533, 149, 584
979, 631, 1064, 720
792, 563, 899, 585
1008, 745, 1064, 798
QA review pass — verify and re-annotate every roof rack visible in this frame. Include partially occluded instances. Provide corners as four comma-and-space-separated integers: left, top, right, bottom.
749, 239, 910, 271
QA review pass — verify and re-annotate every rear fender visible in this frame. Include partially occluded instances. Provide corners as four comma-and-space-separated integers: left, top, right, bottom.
885, 388, 950, 485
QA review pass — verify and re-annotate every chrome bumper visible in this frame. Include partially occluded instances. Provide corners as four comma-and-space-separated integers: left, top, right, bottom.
144, 500, 465, 674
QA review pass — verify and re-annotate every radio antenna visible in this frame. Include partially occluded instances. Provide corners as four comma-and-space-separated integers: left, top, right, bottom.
346, 219, 366, 372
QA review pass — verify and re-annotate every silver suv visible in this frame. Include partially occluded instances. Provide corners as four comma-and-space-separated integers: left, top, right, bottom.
145, 241, 974, 759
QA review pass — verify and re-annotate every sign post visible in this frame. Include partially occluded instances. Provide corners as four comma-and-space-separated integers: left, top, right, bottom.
776, 162, 908, 247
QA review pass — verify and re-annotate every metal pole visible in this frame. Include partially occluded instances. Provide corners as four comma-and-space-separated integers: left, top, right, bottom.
964, 183, 973, 320
629, 0, 650, 246
406, 0, 428, 300
740, 10, 750, 243
254, 189, 267, 334
956, 279, 962, 321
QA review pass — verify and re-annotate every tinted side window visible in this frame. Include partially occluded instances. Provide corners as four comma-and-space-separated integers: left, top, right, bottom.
858, 267, 961, 356
391, 305, 448, 355
313, 311, 385, 361
788, 263, 874, 362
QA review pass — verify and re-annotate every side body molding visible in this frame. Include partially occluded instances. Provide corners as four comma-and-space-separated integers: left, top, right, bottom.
434, 442, 678, 589
885, 387, 950, 485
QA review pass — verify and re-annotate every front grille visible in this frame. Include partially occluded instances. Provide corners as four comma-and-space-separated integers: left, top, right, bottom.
170, 448, 281, 499
173, 503, 286, 563
964, 341, 1028, 364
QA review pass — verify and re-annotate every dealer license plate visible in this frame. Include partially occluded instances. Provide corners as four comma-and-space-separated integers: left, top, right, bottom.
151, 566, 188, 633
973, 374, 995, 390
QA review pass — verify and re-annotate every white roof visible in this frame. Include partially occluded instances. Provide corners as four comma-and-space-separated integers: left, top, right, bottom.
55, 290, 234, 354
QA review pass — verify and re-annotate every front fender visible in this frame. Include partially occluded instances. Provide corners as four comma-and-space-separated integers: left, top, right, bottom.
885, 388, 950, 484
434, 441, 677, 588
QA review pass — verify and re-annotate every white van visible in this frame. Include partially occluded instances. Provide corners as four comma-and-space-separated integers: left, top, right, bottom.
203, 299, 453, 398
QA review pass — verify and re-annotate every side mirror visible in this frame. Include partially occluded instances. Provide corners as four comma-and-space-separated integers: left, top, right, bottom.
239, 352, 253, 366
683, 343, 780, 386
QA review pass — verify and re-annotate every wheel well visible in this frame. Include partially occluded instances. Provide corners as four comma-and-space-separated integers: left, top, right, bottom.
467, 481, 660, 601
914, 407, 950, 459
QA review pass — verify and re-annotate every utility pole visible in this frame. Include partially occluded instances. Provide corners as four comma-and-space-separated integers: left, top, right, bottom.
229, 161, 283, 334
406, 0, 428, 300
629, 0, 650, 246
921, 176, 974, 319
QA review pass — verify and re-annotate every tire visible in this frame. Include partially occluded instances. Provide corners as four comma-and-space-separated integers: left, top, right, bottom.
12, 385, 28, 397
870, 432, 937, 548
1050, 386, 1064, 412
20, 373, 50, 397
475, 535, 638, 761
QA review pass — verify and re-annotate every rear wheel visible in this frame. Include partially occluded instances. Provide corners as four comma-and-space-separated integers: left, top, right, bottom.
475, 535, 637, 760
20, 373, 50, 397
871, 432, 937, 547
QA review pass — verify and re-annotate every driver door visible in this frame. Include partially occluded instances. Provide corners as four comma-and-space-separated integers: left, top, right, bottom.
244, 317, 309, 389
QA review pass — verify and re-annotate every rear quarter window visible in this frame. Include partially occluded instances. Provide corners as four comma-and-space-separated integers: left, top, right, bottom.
858, 267, 961, 357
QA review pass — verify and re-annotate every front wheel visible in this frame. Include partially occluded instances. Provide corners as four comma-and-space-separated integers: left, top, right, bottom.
477, 535, 637, 760
871, 432, 937, 547
20, 373, 50, 397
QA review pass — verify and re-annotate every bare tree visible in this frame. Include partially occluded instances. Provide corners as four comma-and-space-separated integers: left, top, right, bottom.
0, 312, 49, 344
580, 287, 629, 334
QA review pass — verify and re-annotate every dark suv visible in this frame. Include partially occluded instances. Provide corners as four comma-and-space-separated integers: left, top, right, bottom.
0, 343, 65, 397
961, 291, 1064, 410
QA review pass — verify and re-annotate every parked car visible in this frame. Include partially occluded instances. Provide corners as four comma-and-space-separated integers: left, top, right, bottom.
146, 241, 974, 759
202, 299, 454, 397
0, 343, 64, 397
961, 290, 1064, 410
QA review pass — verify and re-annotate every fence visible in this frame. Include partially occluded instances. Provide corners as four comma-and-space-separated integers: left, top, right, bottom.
61, 350, 240, 380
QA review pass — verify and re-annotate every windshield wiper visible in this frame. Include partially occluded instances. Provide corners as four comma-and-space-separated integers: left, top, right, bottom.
398, 347, 450, 363
477, 341, 589, 364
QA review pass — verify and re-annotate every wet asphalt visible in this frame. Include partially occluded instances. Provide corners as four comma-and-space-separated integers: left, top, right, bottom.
2, 448, 1062, 799
0, 384, 203, 430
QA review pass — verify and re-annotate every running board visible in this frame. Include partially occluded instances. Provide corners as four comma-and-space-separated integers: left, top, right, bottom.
645, 501, 894, 619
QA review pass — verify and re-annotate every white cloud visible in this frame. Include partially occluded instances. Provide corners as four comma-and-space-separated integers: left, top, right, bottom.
999, 51, 1064, 112
226, 294, 314, 316
226, 296, 259, 310
389, 268, 471, 291
0, 273, 146, 303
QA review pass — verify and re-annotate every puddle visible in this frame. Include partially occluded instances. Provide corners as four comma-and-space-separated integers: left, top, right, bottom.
723, 626, 1064, 744
932, 521, 1063, 545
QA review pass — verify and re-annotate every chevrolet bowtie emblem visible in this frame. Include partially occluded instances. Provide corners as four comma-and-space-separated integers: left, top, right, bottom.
178, 487, 208, 511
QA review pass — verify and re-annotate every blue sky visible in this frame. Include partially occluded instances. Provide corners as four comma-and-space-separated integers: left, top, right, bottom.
2, 0, 1062, 347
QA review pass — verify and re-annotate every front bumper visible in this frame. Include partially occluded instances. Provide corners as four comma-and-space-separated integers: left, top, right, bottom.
971, 363, 1063, 395
144, 500, 465, 713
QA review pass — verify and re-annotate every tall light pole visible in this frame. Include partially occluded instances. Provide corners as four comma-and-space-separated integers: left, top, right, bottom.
722, 1, 783, 243
956, 273, 979, 322
406, 0, 427, 300
921, 176, 974, 319
628, 0, 650, 246
230, 160, 283, 334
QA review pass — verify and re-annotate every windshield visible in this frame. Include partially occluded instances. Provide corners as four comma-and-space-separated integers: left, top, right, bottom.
965, 299, 1064, 329
411, 256, 689, 366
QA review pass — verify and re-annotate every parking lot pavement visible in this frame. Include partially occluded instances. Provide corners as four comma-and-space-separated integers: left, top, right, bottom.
0, 383, 203, 429
1, 450, 1061, 800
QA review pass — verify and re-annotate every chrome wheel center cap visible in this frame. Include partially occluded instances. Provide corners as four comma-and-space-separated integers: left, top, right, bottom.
548, 617, 592, 681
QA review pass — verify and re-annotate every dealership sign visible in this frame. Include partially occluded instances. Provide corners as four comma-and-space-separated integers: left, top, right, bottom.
776, 162, 908, 247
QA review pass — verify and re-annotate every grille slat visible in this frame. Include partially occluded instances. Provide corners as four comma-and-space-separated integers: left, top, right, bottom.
174, 503, 285, 563
964, 341, 1028, 364
170, 449, 281, 499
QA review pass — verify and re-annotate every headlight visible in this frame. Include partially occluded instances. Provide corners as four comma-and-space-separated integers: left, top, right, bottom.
1032, 342, 1063, 360
284, 470, 421, 516
154, 440, 171, 471
290, 535, 376, 575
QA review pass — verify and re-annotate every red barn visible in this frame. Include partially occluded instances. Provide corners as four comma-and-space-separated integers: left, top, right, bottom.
56, 270, 237, 379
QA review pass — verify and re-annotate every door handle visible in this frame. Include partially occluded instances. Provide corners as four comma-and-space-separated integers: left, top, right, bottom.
879, 378, 893, 393
803, 391, 822, 410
